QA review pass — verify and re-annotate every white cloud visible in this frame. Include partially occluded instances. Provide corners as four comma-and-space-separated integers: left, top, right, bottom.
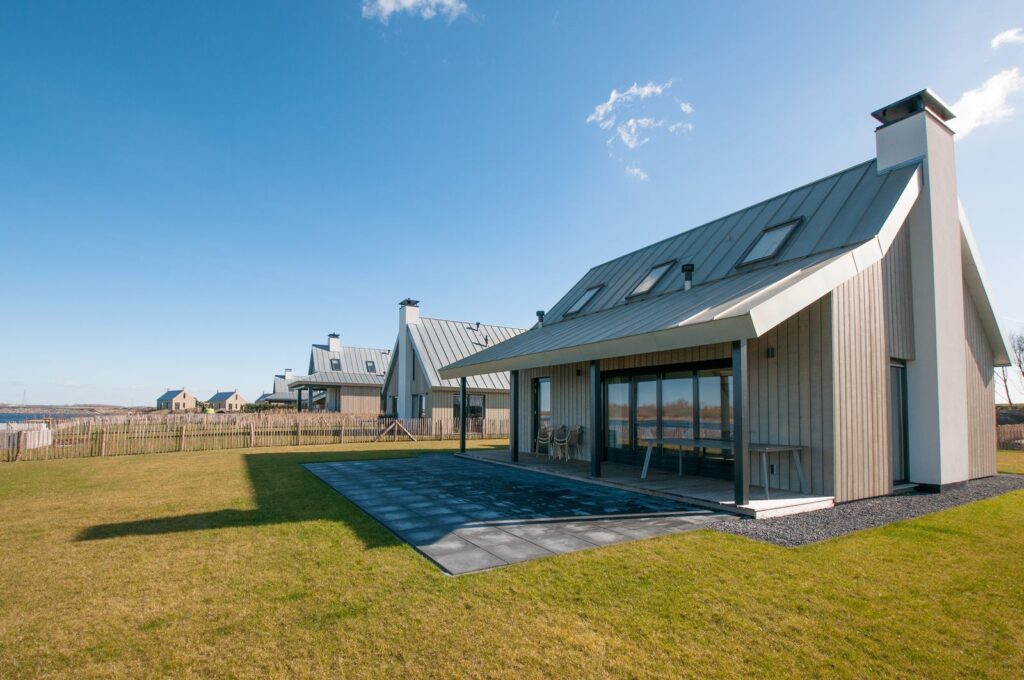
616, 117, 662, 149
625, 165, 649, 181
668, 121, 694, 134
361, 0, 468, 23
951, 68, 1024, 138
679, 102, 694, 114
586, 80, 672, 129
991, 27, 1024, 49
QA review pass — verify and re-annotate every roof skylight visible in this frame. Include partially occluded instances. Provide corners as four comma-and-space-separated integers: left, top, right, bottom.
565, 285, 603, 315
739, 219, 800, 266
628, 261, 674, 298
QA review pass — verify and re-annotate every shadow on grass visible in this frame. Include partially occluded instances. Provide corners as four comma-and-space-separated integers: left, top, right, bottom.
75, 445, 506, 547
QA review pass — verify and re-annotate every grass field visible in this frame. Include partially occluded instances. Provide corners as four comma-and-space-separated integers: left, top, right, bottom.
998, 449, 1024, 474
1, 442, 1023, 678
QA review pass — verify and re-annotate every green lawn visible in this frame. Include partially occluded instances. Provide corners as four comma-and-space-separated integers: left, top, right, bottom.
998, 449, 1024, 474
1, 442, 1022, 679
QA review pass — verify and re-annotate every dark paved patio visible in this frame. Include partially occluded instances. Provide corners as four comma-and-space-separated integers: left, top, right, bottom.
305, 455, 727, 575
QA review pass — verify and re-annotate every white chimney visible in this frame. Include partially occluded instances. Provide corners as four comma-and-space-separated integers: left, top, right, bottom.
327, 333, 341, 353
873, 89, 969, 490
397, 299, 420, 418
283, 368, 293, 380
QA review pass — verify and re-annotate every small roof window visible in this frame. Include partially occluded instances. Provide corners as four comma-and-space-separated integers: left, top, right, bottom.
565, 285, 603, 316
330, 358, 342, 371
365, 360, 377, 373
628, 261, 674, 298
740, 219, 800, 266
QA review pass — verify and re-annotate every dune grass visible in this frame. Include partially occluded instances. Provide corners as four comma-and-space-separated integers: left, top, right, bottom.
1, 441, 1022, 678
998, 449, 1024, 474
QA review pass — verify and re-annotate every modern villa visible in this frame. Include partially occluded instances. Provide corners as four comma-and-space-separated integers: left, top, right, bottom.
382, 299, 526, 426
288, 334, 391, 413
441, 90, 1009, 517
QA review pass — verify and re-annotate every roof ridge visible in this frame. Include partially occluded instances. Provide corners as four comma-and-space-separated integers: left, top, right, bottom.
419, 316, 528, 331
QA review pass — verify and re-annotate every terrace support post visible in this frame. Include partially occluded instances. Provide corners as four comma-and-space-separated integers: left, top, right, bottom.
296, 388, 303, 413
509, 370, 520, 463
589, 359, 602, 478
732, 339, 750, 506
459, 377, 468, 453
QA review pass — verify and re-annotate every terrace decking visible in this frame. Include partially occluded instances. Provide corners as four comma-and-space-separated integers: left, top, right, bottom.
458, 450, 835, 518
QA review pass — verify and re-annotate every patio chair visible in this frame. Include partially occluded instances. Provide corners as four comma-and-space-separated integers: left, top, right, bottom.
550, 425, 569, 460
564, 426, 584, 460
534, 425, 553, 456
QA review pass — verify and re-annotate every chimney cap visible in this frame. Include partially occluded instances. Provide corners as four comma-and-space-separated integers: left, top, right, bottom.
681, 263, 695, 274
399, 298, 420, 307
871, 89, 955, 127
327, 332, 339, 339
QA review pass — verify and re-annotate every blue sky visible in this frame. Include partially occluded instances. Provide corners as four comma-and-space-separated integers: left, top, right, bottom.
2, 0, 1023, 406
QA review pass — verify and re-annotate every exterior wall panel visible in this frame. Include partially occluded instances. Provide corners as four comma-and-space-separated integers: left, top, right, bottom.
882, 222, 915, 360
517, 362, 591, 457
964, 289, 997, 478
831, 261, 891, 502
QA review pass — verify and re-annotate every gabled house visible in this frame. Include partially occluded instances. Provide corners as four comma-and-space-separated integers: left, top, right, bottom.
156, 388, 196, 412
207, 390, 247, 412
288, 333, 390, 413
441, 90, 1009, 516
382, 299, 526, 424
255, 369, 304, 405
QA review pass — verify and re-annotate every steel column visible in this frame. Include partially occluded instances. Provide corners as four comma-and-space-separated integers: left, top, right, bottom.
589, 359, 602, 477
509, 370, 520, 463
732, 339, 750, 506
296, 388, 303, 413
459, 377, 467, 453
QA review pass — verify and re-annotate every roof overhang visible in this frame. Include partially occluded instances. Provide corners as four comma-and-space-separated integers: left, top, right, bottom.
959, 201, 1011, 366
441, 166, 923, 379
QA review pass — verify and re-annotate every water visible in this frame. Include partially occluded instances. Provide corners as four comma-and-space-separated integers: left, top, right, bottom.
0, 413, 83, 424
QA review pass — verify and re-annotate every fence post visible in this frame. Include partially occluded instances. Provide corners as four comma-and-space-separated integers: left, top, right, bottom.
16, 430, 25, 462
179, 425, 186, 452
296, 420, 301, 446
249, 422, 255, 448
100, 431, 107, 456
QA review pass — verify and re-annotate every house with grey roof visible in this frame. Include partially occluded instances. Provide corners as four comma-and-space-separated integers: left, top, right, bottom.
382, 300, 526, 426
441, 90, 1008, 517
156, 388, 196, 412
255, 369, 304, 405
288, 334, 391, 413
207, 390, 247, 412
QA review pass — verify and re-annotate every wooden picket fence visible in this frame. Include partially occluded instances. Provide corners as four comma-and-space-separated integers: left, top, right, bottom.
997, 424, 1024, 451
0, 413, 509, 463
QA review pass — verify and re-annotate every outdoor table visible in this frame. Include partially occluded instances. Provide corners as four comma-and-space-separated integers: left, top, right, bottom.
639, 438, 808, 499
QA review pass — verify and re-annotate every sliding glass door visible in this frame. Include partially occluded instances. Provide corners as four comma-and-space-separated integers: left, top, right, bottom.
603, 362, 733, 475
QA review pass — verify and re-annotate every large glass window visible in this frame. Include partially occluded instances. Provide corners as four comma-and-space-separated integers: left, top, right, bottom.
605, 377, 631, 452
661, 372, 694, 440
634, 376, 659, 446
452, 394, 485, 419
698, 369, 733, 440
533, 378, 551, 438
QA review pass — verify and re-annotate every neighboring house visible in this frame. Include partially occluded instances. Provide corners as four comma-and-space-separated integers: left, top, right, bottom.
255, 369, 304, 405
207, 390, 247, 412
156, 389, 196, 412
288, 333, 390, 413
441, 90, 1008, 512
382, 299, 526, 424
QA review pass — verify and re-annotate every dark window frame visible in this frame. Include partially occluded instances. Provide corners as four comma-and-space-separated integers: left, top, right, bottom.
736, 217, 802, 267
365, 360, 377, 373
452, 393, 486, 420
627, 260, 676, 299
564, 285, 604, 316
329, 358, 342, 371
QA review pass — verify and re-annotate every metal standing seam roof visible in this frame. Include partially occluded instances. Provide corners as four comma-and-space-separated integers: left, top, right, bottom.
207, 391, 239, 403
441, 159, 928, 378
299, 344, 392, 387
256, 391, 298, 403
156, 390, 187, 402
405, 317, 527, 390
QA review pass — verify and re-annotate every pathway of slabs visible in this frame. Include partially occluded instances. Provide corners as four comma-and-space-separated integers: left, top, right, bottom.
305, 455, 727, 575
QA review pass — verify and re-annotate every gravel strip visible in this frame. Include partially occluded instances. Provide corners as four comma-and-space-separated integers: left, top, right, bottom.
711, 474, 1024, 547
